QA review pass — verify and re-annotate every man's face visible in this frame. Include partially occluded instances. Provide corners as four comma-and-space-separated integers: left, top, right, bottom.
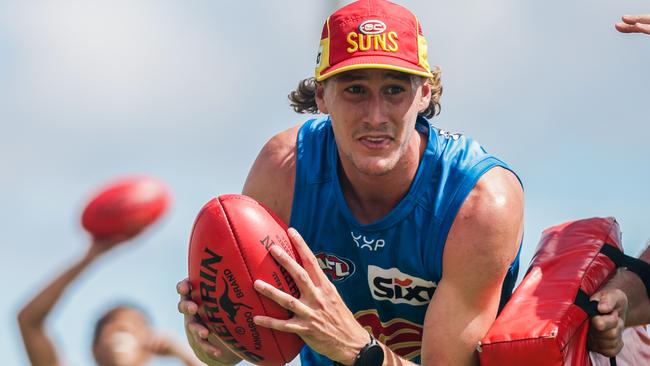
316, 69, 431, 177
92, 309, 152, 366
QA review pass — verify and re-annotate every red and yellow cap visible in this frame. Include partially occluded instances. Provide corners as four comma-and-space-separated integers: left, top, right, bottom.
315, 0, 433, 81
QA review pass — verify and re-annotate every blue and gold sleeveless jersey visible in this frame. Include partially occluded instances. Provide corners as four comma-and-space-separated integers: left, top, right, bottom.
290, 116, 521, 365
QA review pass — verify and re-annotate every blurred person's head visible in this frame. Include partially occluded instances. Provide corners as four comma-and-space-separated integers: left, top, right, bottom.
91, 305, 153, 366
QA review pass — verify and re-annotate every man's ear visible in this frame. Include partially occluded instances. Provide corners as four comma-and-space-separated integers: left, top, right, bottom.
418, 79, 432, 113
315, 81, 329, 114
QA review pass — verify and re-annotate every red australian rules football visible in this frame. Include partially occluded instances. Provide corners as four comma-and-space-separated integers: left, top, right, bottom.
187, 194, 304, 366
81, 176, 171, 240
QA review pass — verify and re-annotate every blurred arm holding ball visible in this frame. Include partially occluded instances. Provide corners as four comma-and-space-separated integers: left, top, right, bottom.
17, 237, 126, 366
18, 236, 203, 366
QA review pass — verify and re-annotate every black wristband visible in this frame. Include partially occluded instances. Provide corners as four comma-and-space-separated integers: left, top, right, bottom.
333, 332, 384, 366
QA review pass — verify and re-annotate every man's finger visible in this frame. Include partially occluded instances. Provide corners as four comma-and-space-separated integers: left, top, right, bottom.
590, 338, 624, 358
177, 278, 191, 296
195, 336, 225, 359
188, 322, 210, 340
636, 22, 650, 34
178, 299, 198, 315
287, 228, 328, 286
254, 279, 310, 316
622, 14, 650, 25
591, 310, 619, 331
616, 21, 650, 34
616, 23, 639, 33
253, 314, 309, 334
269, 243, 318, 291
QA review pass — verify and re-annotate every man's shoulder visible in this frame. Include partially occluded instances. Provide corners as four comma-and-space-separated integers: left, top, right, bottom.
242, 124, 301, 223
449, 167, 523, 268
458, 167, 523, 232
261, 125, 301, 164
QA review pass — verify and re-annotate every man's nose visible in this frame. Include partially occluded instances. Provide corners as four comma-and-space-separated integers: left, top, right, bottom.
365, 93, 388, 126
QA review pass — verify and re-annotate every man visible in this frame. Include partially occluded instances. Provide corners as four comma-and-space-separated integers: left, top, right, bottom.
18, 235, 202, 366
178, 1, 523, 365
587, 13, 650, 359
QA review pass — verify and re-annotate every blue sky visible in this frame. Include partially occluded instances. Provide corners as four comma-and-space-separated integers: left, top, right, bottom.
1, 1, 649, 365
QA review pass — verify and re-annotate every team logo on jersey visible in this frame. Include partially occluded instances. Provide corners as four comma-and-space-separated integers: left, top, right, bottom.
351, 231, 386, 251
316, 252, 355, 282
355, 309, 423, 360
368, 265, 437, 306
437, 129, 461, 141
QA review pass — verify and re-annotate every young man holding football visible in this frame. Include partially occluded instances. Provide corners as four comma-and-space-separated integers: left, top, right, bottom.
178, 1, 523, 365
178, 6, 650, 365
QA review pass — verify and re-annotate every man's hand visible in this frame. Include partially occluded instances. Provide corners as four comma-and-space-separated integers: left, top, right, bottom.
589, 288, 628, 357
176, 279, 242, 366
86, 234, 133, 258
616, 14, 650, 35
252, 228, 371, 365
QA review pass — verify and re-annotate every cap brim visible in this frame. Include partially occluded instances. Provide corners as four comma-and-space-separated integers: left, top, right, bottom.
316, 55, 433, 81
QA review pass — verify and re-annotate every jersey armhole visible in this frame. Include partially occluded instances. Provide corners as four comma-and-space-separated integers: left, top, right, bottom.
430, 157, 519, 279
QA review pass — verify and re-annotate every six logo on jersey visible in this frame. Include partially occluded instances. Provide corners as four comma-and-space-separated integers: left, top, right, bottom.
368, 265, 437, 306
351, 231, 386, 251
316, 252, 355, 282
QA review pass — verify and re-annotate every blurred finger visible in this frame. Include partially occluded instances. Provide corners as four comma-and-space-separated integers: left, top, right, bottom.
616, 23, 639, 33
616, 22, 650, 34
636, 23, 650, 34
622, 14, 650, 25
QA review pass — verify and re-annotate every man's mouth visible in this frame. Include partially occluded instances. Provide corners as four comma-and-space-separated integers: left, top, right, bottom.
358, 136, 392, 149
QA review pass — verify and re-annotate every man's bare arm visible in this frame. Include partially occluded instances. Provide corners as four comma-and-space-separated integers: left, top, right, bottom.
420, 167, 524, 366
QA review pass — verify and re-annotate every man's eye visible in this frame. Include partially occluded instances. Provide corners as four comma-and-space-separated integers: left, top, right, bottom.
385, 86, 405, 95
345, 86, 364, 94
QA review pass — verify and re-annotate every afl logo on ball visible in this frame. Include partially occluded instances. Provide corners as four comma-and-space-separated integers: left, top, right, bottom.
359, 20, 387, 35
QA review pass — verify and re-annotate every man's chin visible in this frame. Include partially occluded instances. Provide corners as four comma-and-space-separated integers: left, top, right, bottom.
352, 159, 398, 177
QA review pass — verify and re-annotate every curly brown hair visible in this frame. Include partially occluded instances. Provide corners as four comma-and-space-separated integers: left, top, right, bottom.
288, 66, 443, 119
